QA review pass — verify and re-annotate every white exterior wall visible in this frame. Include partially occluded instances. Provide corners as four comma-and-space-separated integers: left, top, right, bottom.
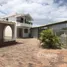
23, 28, 30, 38
8, 17, 16, 22
17, 27, 30, 38
3, 16, 32, 38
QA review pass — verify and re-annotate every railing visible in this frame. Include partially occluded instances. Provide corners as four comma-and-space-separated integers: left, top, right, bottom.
25, 21, 32, 25
17, 22, 32, 27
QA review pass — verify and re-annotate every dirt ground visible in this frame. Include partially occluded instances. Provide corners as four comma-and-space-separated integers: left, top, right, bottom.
0, 38, 67, 67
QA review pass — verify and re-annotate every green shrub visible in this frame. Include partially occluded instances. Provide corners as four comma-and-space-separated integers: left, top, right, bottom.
39, 29, 61, 49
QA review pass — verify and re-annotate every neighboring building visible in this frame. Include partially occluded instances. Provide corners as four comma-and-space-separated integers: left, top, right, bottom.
1, 13, 33, 38
31, 21, 67, 38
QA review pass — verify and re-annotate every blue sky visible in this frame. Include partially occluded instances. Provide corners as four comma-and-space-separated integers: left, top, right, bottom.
0, 0, 67, 26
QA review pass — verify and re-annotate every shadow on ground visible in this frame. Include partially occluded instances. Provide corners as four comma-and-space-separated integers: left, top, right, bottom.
0, 41, 22, 48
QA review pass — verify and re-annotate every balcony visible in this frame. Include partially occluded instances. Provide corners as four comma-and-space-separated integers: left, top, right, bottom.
25, 21, 32, 25
17, 22, 32, 27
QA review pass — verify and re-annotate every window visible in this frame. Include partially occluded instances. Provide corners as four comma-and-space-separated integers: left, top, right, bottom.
16, 17, 23, 23
24, 29, 28, 33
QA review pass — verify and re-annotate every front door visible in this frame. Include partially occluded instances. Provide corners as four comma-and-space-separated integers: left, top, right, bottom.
18, 28, 22, 38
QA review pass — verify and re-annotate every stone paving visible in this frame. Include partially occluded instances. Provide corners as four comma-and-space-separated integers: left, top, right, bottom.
0, 38, 66, 67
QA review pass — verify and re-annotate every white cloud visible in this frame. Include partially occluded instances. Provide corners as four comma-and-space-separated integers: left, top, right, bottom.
0, 0, 67, 26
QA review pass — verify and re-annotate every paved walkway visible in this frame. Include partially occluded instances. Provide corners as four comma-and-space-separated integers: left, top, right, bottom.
0, 38, 67, 67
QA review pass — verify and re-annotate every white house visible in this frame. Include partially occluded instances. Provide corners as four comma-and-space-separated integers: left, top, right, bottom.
1, 13, 33, 39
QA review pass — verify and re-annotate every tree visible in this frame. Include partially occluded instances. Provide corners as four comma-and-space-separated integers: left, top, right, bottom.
39, 29, 61, 49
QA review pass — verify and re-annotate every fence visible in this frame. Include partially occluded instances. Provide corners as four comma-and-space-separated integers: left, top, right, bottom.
55, 30, 67, 48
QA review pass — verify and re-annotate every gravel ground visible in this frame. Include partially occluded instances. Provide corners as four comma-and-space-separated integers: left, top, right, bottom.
0, 38, 67, 67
